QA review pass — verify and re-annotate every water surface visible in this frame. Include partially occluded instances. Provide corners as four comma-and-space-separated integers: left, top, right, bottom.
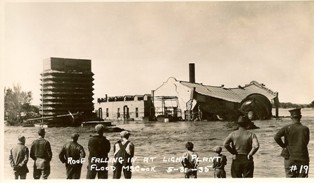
3, 109, 314, 179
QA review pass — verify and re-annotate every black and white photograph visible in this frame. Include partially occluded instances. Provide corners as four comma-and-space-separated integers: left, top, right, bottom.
1, 0, 314, 180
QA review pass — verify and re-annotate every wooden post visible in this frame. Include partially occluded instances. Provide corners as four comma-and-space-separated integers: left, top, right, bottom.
274, 92, 280, 118
151, 90, 154, 120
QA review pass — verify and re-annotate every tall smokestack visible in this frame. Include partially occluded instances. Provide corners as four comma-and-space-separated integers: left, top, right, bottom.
189, 63, 195, 83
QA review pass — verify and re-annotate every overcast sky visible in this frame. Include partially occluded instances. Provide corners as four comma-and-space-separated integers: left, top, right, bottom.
2, 1, 314, 105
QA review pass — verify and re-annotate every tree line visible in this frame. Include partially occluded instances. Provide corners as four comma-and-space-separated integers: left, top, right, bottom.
274, 101, 314, 109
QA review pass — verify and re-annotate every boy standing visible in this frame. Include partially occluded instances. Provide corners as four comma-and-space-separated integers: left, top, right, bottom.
181, 142, 199, 178
212, 146, 227, 178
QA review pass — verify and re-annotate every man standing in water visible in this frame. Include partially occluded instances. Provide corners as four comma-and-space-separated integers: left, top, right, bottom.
274, 108, 310, 178
30, 128, 52, 179
86, 124, 111, 179
223, 116, 260, 178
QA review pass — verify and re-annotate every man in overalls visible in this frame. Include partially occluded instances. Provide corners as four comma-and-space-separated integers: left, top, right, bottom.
113, 131, 135, 179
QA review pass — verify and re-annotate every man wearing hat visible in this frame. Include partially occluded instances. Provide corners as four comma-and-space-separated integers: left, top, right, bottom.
9, 135, 29, 179
30, 128, 52, 179
223, 116, 260, 178
274, 108, 310, 178
113, 130, 135, 179
59, 133, 86, 179
86, 124, 111, 179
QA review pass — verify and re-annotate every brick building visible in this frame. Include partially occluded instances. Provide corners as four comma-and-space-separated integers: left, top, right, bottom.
95, 94, 153, 121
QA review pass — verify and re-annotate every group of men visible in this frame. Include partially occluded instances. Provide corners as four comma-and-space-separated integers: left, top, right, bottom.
9, 108, 310, 179
9, 124, 134, 179
180, 108, 310, 178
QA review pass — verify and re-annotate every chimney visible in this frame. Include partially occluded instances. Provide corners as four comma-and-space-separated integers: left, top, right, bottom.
189, 63, 195, 83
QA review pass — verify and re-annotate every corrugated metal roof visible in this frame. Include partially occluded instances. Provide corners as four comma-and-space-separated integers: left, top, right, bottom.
180, 80, 277, 103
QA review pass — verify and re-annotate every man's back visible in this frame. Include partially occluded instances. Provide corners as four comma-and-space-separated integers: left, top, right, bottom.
10, 144, 29, 176
224, 116, 259, 178
60, 141, 85, 162
114, 140, 134, 157
224, 129, 259, 155
213, 154, 227, 170
88, 135, 110, 159
277, 123, 309, 161
182, 150, 198, 169
11, 144, 29, 165
30, 138, 52, 161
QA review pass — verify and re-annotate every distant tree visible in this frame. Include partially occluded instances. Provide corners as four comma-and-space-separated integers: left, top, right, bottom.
278, 102, 302, 109
4, 84, 39, 125
309, 101, 314, 108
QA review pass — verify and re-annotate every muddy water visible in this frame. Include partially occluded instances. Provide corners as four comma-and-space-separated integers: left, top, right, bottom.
3, 109, 314, 179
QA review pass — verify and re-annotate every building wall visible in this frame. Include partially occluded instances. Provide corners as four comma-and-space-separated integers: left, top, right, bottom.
153, 77, 192, 119
96, 100, 151, 121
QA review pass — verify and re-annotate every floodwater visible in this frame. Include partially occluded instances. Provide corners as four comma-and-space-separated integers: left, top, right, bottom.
3, 108, 314, 179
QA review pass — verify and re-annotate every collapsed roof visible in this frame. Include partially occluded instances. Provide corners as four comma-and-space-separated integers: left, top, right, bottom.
153, 77, 279, 121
